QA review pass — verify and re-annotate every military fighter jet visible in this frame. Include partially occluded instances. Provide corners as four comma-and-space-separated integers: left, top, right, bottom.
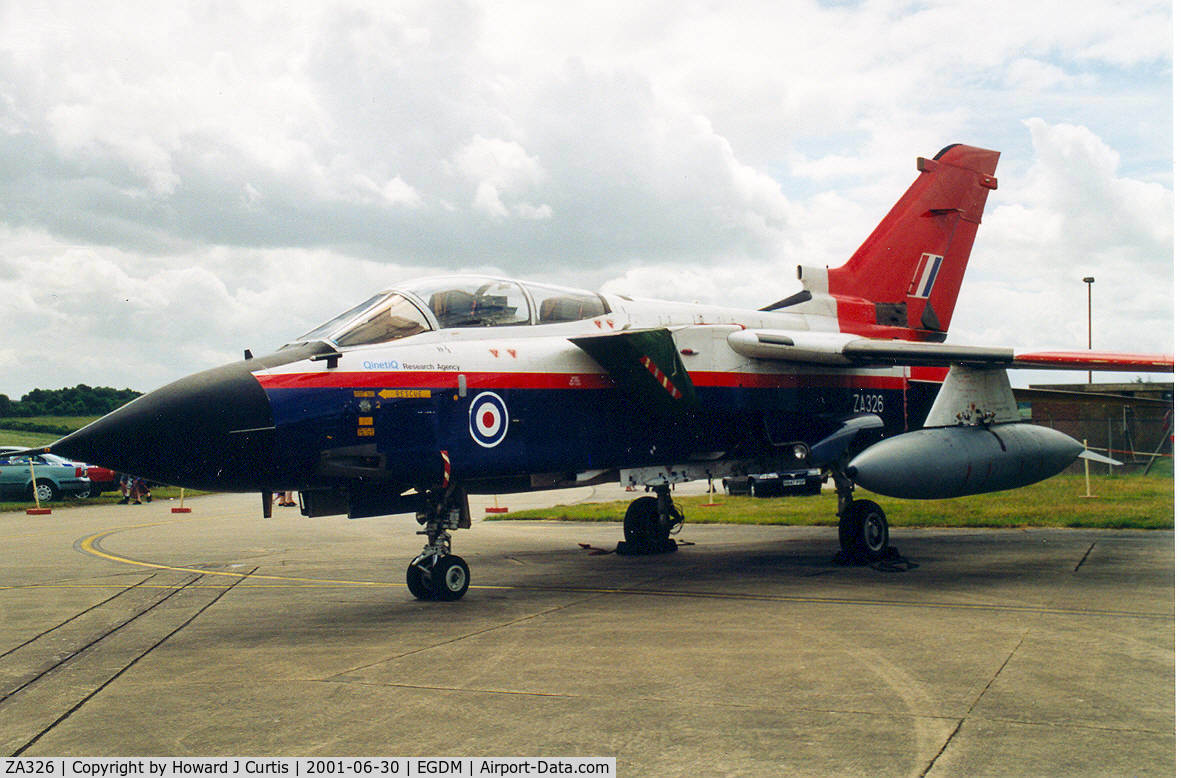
38, 143, 1173, 600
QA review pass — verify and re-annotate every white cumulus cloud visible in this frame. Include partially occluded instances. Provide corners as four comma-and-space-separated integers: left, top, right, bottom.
0, 0, 1170, 396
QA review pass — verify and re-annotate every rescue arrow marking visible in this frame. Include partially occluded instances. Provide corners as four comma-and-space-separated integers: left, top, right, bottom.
378, 389, 430, 399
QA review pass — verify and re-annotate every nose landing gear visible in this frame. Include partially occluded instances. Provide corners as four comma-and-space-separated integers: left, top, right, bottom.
406, 486, 472, 601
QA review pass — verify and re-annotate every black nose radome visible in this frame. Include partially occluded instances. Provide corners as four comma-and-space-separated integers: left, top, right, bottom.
52, 360, 278, 491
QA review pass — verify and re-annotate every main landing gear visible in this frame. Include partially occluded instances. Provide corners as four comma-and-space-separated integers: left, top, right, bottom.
833, 467, 889, 563
406, 486, 472, 601
619, 484, 683, 555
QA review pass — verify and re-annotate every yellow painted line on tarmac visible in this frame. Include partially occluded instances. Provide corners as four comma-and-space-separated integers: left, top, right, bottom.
68, 522, 1174, 620
3, 514, 200, 543
0, 582, 386, 591
78, 527, 400, 587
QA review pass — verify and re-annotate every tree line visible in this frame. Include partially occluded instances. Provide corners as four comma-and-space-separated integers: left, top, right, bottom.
0, 385, 142, 418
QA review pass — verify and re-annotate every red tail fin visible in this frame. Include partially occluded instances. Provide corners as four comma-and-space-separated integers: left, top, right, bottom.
825, 144, 1000, 342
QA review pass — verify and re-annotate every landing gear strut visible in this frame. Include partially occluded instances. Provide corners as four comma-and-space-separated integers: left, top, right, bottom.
833, 467, 889, 563
406, 486, 472, 600
620, 485, 682, 555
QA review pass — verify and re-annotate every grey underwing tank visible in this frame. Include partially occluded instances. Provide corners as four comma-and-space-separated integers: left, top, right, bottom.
847, 423, 1083, 499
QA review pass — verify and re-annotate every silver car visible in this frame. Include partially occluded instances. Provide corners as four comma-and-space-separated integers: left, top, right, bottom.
0, 450, 91, 502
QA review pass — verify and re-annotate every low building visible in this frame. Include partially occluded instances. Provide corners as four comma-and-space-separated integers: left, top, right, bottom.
1021, 382, 1173, 471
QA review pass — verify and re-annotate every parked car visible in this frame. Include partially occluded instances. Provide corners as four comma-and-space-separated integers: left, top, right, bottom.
722, 468, 825, 497
0, 450, 91, 502
0, 446, 118, 498
81, 464, 119, 496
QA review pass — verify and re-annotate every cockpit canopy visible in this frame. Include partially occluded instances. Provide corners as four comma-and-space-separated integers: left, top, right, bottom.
294, 276, 610, 349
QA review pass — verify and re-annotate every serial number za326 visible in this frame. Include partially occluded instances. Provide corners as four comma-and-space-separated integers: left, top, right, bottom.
6, 763, 55, 775
851, 392, 885, 414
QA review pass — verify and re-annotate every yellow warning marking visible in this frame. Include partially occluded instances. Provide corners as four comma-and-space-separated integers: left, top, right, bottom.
357, 427, 375, 437
0, 583, 362, 591
77, 528, 399, 587
379, 389, 431, 399
353, 390, 375, 397
358, 416, 373, 426
69, 526, 1174, 618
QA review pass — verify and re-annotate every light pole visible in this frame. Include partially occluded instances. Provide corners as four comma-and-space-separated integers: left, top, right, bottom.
1083, 276, 1094, 383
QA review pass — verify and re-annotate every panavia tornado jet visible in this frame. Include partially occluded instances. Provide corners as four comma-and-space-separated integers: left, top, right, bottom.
40, 143, 1173, 600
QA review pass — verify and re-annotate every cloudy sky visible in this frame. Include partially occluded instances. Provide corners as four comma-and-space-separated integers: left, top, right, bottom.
0, 0, 1172, 397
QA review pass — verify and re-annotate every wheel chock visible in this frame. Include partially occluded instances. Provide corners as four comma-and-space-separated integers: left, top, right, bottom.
615, 538, 678, 556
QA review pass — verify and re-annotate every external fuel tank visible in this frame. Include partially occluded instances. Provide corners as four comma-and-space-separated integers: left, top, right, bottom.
847, 423, 1083, 500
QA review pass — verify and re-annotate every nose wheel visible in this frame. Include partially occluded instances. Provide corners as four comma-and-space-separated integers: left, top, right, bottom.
407, 554, 470, 601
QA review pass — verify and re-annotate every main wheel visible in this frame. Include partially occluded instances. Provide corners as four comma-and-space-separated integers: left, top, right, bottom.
839, 499, 889, 563
30, 480, 60, 503
624, 496, 665, 549
431, 554, 470, 601
406, 561, 434, 600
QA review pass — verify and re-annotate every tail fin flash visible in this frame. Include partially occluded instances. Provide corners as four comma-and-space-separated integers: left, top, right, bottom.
811, 144, 1000, 342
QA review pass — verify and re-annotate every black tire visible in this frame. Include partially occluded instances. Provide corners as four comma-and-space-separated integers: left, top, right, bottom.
406, 562, 434, 600
88, 483, 105, 498
839, 499, 889, 563
29, 480, 60, 503
431, 555, 470, 601
624, 496, 664, 549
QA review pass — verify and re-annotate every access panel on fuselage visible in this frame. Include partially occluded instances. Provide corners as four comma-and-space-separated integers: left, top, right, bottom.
365, 388, 441, 483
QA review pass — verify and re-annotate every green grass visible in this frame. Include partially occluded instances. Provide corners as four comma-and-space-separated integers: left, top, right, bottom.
0, 414, 205, 512
498, 471, 1174, 530
8, 414, 102, 429
0, 430, 59, 447
0, 414, 99, 447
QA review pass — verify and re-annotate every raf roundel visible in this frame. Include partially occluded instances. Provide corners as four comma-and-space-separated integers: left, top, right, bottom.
468, 391, 509, 448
